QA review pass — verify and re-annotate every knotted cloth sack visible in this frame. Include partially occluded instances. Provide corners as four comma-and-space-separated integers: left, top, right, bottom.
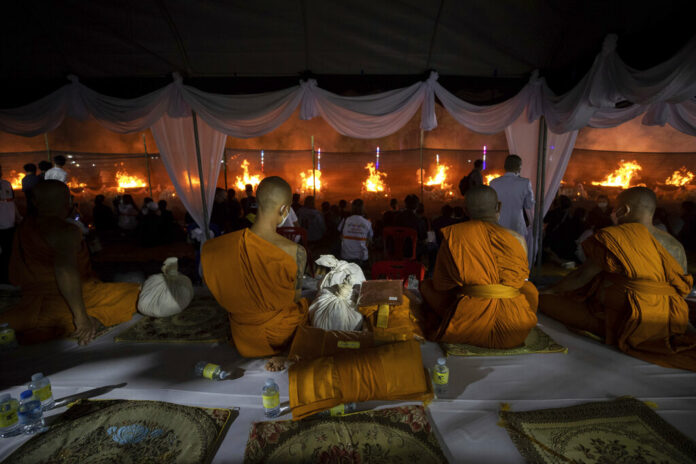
309, 282, 363, 331
137, 257, 194, 317
315, 255, 366, 289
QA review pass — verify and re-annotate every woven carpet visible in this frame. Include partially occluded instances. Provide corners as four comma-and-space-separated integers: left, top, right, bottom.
244, 405, 447, 464
499, 397, 696, 464
3, 399, 237, 464
115, 295, 230, 343
440, 326, 567, 357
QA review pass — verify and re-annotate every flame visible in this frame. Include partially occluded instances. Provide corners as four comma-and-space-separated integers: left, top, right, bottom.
362, 162, 387, 192
235, 159, 262, 191
116, 170, 147, 192
67, 178, 87, 189
484, 172, 502, 185
591, 161, 642, 189
422, 164, 451, 189
8, 170, 24, 190
665, 167, 695, 187
299, 170, 322, 193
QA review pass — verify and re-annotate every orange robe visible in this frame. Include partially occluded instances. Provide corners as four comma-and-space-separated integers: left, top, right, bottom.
421, 220, 538, 348
201, 228, 308, 357
0, 218, 139, 344
358, 291, 425, 342
540, 223, 696, 371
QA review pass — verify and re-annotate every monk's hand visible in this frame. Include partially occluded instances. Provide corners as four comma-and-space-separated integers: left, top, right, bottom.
73, 315, 99, 345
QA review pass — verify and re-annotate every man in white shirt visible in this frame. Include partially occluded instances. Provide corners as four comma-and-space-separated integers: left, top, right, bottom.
338, 199, 373, 264
44, 155, 69, 183
489, 154, 534, 238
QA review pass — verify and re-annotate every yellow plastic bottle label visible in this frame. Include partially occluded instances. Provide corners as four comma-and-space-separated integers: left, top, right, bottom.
376, 304, 390, 329
433, 371, 449, 385
329, 404, 346, 416
337, 341, 360, 349
262, 393, 279, 409
202, 363, 219, 380
33, 385, 52, 402
0, 409, 18, 428
0, 330, 15, 345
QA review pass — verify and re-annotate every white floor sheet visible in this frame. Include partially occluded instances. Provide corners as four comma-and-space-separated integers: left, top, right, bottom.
1, 313, 695, 463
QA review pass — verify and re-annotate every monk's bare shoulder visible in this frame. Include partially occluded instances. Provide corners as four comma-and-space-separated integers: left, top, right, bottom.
651, 228, 688, 272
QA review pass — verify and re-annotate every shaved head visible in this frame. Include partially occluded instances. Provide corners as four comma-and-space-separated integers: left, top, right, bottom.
617, 187, 656, 220
33, 180, 70, 217
465, 186, 499, 220
256, 176, 292, 212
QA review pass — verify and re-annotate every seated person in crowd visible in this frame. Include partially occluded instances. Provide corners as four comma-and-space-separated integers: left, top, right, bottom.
240, 183, 256, 216
93, 194, 114, 232
298, 195, 326, 243
0, 181, 140, 345
210, 188, 231, 232
540, 187, 696, 371
420, 186, 538, 349
589, 194, 614, 229
158, 200, 177, 244
201, 176, 308, 358
393, 194, 427, 258
226, 188, 243, 231
432, 204, 458, 246
338, 199, 373, 267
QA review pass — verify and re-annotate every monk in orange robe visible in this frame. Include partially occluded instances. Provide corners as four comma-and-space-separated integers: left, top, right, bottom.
421, 186, 538, 348
201, 176, 308, 359
0, 181, 139, 345
540, 187, 696, 371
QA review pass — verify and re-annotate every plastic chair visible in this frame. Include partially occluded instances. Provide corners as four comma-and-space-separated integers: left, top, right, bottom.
276, 226, 314, 276
382, 226, 418, 260
371, 260, 426, 286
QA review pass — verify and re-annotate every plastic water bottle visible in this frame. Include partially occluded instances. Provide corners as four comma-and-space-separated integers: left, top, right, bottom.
319, 402, 357, 417
0, 394, 20, 438
262, 378, 280, 418
193, 361, 230, 380
28, 373, 54, 410
17, 391, 46, 434
0, 323, 18, 351
407, 274, 419, 291
432, 357, 449, 397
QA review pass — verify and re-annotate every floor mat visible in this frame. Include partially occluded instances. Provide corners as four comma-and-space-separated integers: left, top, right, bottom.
115, 295, 230, 343
244, 405, 447, 464
3, 399, 237, 464
499, 397, 696, 464
440, 326, 567, 357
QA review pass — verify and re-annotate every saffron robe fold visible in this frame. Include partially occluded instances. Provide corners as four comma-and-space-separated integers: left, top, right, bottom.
358, 291, 425, 342
421, 220, 538, 348
201, 228, 308, 357
0, 218, 139, 344
540, 223, 696, 371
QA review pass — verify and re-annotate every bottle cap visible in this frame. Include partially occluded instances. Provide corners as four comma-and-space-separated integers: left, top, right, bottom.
0, 393, 10, 403
31, 373, 44, 381
20, 390, 33, 400
219, 370, 230, 380
437, 357, 446, 365
265, 378, 275, 386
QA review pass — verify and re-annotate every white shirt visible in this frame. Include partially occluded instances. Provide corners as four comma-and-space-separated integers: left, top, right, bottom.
490, 172, 535, 237
44, 166, 68, 183
338, 215, 373, 261
0, 180, 16, 230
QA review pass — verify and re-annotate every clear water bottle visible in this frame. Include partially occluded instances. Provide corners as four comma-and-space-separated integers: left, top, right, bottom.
0, 394, 20, 438
17, 390, 46, 434
0, 323, 18, 351
432, 357, 449, 397
193, 361, 230, 380
262, 378, 280, 418
319, 402, 357, 417
28, 373, 54, 410
407, 274, 419, 291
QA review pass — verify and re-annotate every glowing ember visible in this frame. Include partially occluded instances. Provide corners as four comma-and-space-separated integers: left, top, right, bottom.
8, 170, 24, 190
235, 159, 262, 191
362, 162, 387, 193
484, 172, 502, 185
591, 161, 642, 189
116, 170, 147, 192
67, 178, 87, 189
299, 170, 322, 193
665, 167, 695, 187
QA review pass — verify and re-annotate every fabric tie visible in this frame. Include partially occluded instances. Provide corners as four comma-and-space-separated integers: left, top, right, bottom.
606, 274, 678, 296
458, 284, 520, 299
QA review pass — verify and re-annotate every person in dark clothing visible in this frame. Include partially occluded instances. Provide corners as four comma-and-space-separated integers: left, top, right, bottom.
291, 193, 302, 212
21, 163, 40, 193
210, 188, 231, 232
679, 200, 696, 252
587, 194, 613, 229
37, 160, 52, 180
393, 194, 426, 259
227, 188, 242, 230
158, 200, 177, 244
93, 195, 115, 232
459, 159, 484, 196
338, 199, 350, 219
544, 198, 586, 263
382, 198, 399, 227
432, 204, 458, 246
240, 184, 257, 216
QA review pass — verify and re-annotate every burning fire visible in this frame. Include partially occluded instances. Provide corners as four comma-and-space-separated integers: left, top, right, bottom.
116, 170, 147, 192
299, 170, 322, 193
484, 172, 502, 185
8, 170, 24, 190
591, 161, 642, 189
362, 162, 387, 193
665, 167, 695, 187
67, 178, 87, 190
420, 164, 451, 189
235, 159, 262, 191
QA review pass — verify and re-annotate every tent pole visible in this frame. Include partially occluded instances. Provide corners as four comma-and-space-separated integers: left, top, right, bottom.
223, 150, 228, 190
143, 134, 153, 198
44, 133, 51, 161
191, 110, 211, 241
534, 117, 548, 268
311, 135, 316, 197
419, 130, 424, 200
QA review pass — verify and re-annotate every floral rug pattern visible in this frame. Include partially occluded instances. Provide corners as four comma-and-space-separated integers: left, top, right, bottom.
441, 326, 567, 357
500, 397, 696, 464
244, 405, 447, 464
115, 295, 231, 343
3, 399, 236, 464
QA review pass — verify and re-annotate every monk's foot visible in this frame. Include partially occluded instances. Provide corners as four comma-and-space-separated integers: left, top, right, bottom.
265, 356, 287, 372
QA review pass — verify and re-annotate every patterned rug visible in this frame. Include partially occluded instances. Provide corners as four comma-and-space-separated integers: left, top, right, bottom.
244, 405, 447, 464
440, 326, 567, 357
115, 295, 230, 343
3, 399, 237, 464
499, 397, 696, 464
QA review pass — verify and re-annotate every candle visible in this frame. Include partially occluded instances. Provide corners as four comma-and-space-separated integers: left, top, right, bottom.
376, 146, 380, 170
261, 150, 265, 173
483, 145, 487, 170
317, 148, 321, 171
436, 154, 439, 165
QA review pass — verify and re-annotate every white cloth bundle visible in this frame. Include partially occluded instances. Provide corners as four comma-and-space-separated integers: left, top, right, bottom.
137, 257, 194, 318
309, 282, 363, 331
315, 255, 366, 290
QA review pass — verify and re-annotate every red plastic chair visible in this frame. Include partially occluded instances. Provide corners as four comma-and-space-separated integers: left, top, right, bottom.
371, 260, 426, 287
382, 226, 418, 260
277, 226, 314, 276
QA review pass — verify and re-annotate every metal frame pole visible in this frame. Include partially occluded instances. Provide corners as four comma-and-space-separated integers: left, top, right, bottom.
191, 110, 211, 241
311, 135, 316, 197
223, 149, 228, 190
419, 130, 424, 200
533, 117, 548, 268
44, 133, 51, 161
143, 134, 153, 198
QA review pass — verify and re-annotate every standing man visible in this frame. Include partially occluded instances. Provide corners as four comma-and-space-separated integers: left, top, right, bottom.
37, 160, 53, 180
0, 166, 21, 284
45, 155, 68, 183
490, 154, 534, 238
240, 184, 256, 217
21, 163, 40, 193
459, 159, 484, 196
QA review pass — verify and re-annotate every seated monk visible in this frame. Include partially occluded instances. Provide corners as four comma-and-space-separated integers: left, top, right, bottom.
0, 181, 140, 345
540, 187, 696, 371
201, 176, 308, 359
421, 186, 538, 348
